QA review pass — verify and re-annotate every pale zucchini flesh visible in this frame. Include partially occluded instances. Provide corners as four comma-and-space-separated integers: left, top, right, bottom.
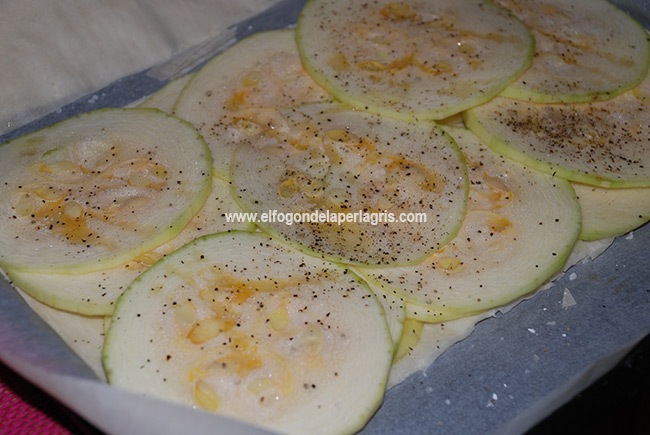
0, 108, 212, 274
573, 182, 650, 241
230, 101, 469, 266
369, 282, 406, 347
387, 314, 486, 390
392, 317, 424, 363
496, 0, 650, 103
355, 126, 581, 322
174, 29, 329, 180
137, 73, 195, 113
464, 71, 650, 188
296, 0, 534, 120
5, 176, 251, 316
103, 231, 393, 435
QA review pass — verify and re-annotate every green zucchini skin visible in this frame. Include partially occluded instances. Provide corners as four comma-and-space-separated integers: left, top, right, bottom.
103, 231, 393, 435
464, 73, 650, 188
230, 101, 469, 267
573, 183, 650, 241
356, 126, 582, 322
496, 0, 650, 103
174, 29, 328, 180
0, 108, 212, 275
4, 176, 251, 316
296, 0, 534, 121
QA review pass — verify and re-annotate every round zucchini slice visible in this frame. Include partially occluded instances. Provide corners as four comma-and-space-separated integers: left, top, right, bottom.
464, 72, 650, 188
296, 0, 533, 121
496, 0, 650, 103
5, 176, 251, 315
230, 102, 469, 266
0, 108, 212, 274
572, 182, 650, 241
355, 126, 581, 322
103, 231, 393, 435
174, 29, 329, 180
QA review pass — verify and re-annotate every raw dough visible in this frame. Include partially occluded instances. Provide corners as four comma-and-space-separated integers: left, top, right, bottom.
0, 0, 280, 135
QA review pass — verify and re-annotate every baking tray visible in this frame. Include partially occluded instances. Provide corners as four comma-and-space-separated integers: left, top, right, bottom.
1, 0, 649, 433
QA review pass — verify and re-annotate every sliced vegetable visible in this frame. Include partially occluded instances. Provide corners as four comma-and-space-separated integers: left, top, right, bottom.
572, 183, 650, 241
174, 29, 329, 179
5, 176, 251, 315
496, 0, 650, 103
387, 314, 485, 389
373, 286, 406, 348
296, 0, 534, 120
230, 101, 468, 266
137, 73, 195, 113
464, 72, 650, 188
392, 318, 424, 363
103, 231, 393, 435
0, 108, 212, 274
355, 126, 581, 322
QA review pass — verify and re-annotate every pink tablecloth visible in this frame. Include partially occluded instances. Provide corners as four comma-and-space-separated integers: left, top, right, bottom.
0, 362, 98, 434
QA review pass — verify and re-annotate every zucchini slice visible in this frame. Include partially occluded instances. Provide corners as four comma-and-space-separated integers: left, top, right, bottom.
174, 29, 329, 180
372, 284, 406, 348
387, 314, 484, 389
392, 317, 424, 363
0, 108, 212, 274
355, 126, 581, 322
296, 0, 533, 121
464, 72, 650, 188
496, 0, 650, 103
5, 176, 251, 315
573, 183, 650, 241
230, 101, 469, 266
103, 231, 393, 435
137, 73, 195, 113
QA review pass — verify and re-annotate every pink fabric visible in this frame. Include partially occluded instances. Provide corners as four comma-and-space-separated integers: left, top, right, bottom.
0, 363, 73, 435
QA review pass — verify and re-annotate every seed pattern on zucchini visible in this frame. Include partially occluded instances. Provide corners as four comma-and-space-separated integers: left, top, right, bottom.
464, 71, 650, 188
230, 101, 469, 266
103, 231, 393, 435
296, 0, 534, 120
0, 108, 212, 274
5, 176, 251, 315
174, 29, 329, 180
496, 0, 650, 103
355, 127, 581, 322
